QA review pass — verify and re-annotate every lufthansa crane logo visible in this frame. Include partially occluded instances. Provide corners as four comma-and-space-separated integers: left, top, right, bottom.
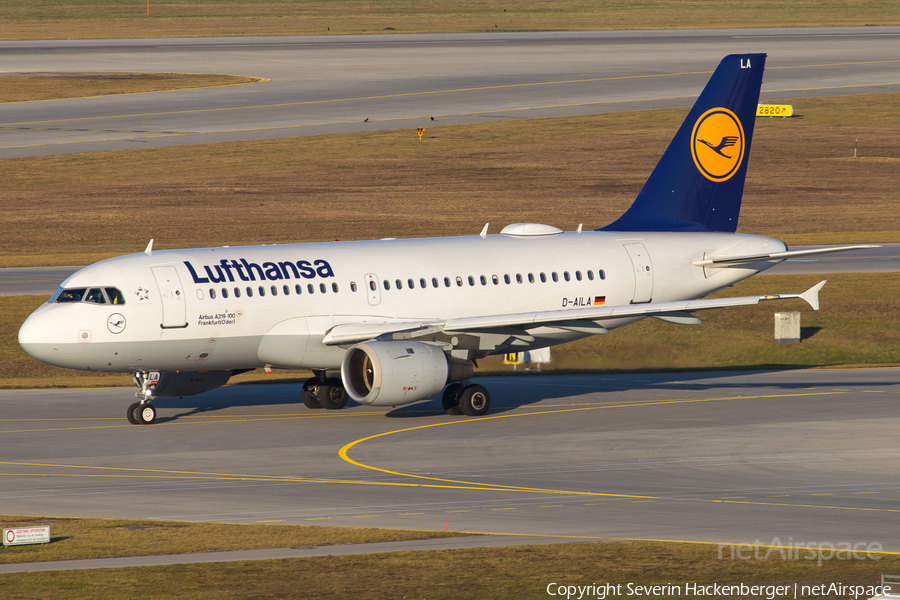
690, 107, 745, 182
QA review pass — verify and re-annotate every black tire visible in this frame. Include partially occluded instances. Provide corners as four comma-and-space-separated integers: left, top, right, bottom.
137, 403, 157, 424
127, 402, 141, 425
458, 384, 490, 417
320, 378, 348, 410
302, 378, 323, 409
442, 383, 464, 415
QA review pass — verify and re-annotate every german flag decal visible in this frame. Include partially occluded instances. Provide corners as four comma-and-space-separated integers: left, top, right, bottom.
594, 296, 606, 306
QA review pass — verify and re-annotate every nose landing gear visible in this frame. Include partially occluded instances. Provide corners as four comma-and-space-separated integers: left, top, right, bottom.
128, 371, 158, 425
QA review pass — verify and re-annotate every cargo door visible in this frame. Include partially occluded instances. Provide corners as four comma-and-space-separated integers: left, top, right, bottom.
624, 243, 653, 304
152, 266, 188, 328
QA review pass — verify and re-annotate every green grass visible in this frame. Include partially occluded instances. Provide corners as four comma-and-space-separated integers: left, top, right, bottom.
2, 1, 899, 40
0, 515, 461, 564
1, 538, 899, 599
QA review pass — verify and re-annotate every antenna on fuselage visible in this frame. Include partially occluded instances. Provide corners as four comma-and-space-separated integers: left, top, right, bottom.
144, 239, 154, 256
479, 223, 489, 239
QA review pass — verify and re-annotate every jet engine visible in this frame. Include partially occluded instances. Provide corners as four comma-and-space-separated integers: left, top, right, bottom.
341, 341, 472, 406
144, 370, 233, 398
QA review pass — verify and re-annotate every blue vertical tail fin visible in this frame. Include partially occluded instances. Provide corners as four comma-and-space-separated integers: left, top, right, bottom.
602, 53, 766, 233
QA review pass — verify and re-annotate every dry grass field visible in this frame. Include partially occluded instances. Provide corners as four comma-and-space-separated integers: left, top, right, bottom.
2, 0, 899, 40
0, 73, 261, 103
2, 91, 898, 269
2, 536, 898, 599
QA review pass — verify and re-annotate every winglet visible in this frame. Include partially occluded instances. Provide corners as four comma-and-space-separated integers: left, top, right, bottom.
144, 239, 154, 256
480, 223, 489, 239
799, 280, 826, 311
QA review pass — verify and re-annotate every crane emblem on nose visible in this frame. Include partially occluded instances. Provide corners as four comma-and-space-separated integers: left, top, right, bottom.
107, 313, 127, 334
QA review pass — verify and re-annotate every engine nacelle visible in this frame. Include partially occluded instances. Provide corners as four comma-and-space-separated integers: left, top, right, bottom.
341, 341, 471, 406
146, 370, 233, 398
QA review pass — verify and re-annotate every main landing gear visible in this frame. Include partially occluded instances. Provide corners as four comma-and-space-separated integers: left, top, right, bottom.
128, 371, 157, 425
442, 382, 491, 417
302, 370, 348, 410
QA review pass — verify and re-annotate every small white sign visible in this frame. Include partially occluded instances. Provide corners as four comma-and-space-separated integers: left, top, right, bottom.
3, 526, 51, 546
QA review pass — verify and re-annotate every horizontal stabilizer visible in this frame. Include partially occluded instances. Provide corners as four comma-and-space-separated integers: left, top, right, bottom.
693, 245, 881, 267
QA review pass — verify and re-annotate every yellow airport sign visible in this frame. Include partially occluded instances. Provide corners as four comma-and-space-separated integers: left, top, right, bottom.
756, 104, 793, 117
504, 352, 523, 365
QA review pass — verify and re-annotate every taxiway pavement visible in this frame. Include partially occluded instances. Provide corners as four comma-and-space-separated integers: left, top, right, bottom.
2, 368, 899, 550
2, 28, 899, 158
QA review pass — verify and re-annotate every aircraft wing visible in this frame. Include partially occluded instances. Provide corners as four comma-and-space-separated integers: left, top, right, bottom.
692, 245, 880, 267
323, 281, 825, 346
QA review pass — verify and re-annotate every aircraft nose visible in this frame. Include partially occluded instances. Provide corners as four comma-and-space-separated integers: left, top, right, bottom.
18, 308, 63, 365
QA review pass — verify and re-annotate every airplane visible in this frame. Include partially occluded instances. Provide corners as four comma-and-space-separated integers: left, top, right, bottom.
18, 53, 876, 425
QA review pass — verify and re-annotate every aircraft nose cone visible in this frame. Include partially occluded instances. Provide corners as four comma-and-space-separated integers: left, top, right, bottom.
18, 309, 62, 365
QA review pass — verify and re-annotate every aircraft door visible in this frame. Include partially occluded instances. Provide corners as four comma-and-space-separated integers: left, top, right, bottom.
151, 266, 188, 328
624, 243, 653, 303
365, 273, 381, 306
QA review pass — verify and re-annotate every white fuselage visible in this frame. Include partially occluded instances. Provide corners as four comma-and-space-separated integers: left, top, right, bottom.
18, 228, 785, 374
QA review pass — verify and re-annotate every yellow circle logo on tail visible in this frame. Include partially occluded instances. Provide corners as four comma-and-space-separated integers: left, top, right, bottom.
691, 107, 745, 182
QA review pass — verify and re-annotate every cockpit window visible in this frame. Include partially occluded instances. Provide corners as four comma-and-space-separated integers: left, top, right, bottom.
57, 288, 87, 302
54, 287, 126, 305
105, 287, 125, 305
84, 288, 107, 304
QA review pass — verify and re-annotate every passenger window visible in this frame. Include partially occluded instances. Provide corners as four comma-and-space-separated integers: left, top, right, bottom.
432, 278, 438, 288
516, 274, 523, 284
85, 288, 107, 304
540, 273, 547, 283
332, 283, 339, 293
57, 288, 86, 303
234, 287, 241, 298
295, 284, 302, 294
384, 280, 391, 290
552, 272, 559, 282
105, 287, 126, 305
444, 277, 451, 287
308, 284, 315, 294
396, 279, 402, 290
468, 276, 475, 286
351, 282, 358, 292
209, 288, 217, 299
246, 287, 253, 297
222, 288, 229, 299
587, 270, 594, 281
528, 273, 535, 284
271, 285, 277, 296
456, 277, 463, 287
599, 270, 606, 280
420, 278, 427, 289
480, 275, 487, 286
408, 278, 415, 289
259, 286, 266, 297
563, 271, 570, 282
369, 281, 377, 291
503, 274, 510, 284
575, 271, 582, 281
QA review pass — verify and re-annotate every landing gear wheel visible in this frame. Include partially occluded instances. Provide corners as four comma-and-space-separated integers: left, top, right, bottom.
319, 377, 348, 410
127, 402, 141, 424
458, 384, 490, 417
442, 383, 464, 415
302, 378, 324, 409
137, 403, 157, 424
